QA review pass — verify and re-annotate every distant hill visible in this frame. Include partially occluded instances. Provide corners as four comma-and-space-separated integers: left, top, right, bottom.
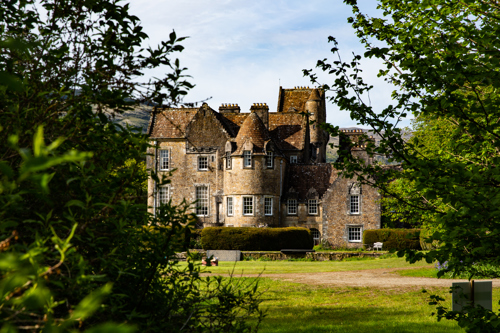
94, 104, 152, 133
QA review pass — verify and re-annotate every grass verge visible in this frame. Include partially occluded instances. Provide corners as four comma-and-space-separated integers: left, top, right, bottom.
254, 278, 471, 333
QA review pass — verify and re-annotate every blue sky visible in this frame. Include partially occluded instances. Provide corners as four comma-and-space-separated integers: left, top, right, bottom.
128, 0, 400, 128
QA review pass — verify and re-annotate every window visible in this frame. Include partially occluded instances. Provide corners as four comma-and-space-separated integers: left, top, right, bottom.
350, 195, 360, 214
198, 156, 208, 171
290, 155, 297, 164
287, 199, 297, 215
243, 196, 253, 215
157, 186, 169, 206
308, 199, 318, 215
243, 150, 252, 167
159, 149, 169, 170
226, 152, 232, 169
348, 226, 362, 242
310, 228, 320, 245
266, 151, 273, 168
227, 197, 233, 216
195, 186, 208, 216
264, 197, 273, 216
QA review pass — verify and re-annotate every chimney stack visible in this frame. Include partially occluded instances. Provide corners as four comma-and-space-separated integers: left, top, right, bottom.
250, 103, 269, 129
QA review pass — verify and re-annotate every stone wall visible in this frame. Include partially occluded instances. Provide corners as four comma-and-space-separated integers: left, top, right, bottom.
322, 175, 381, 248
223, 155, 285, 227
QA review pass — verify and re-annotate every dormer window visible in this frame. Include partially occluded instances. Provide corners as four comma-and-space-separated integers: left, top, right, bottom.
308, 199, 318, 215
266, 151, 273, 168
243, 150, 252, 168
226, 151, 232, 169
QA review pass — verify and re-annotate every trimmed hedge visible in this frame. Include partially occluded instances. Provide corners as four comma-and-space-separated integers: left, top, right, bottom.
363, 229, 421, 251
201, 227, 313, 251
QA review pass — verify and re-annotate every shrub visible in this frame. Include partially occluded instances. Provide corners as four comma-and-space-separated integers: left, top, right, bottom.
201, 227, 313, 251
419, 228, 440, 250
363, 229, 421, 251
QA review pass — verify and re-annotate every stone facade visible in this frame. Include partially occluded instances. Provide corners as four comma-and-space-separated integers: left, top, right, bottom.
147, 86, 381, 248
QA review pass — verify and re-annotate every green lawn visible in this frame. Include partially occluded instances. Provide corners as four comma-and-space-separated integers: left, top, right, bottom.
254, 279, 467, 333
195, 257, 433, 275
180, 257, 500, 332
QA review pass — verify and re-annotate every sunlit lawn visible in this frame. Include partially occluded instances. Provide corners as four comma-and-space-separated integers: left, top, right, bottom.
253, 279, 471, 333
193, 257, 433, 275
177, 257, 500, 332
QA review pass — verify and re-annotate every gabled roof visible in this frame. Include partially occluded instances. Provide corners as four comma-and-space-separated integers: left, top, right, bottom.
269, 113, 307, 150
148, 108, 198, 138
234, 112, 272, 154
285, 164, 338, 200
222, 113, 248, 137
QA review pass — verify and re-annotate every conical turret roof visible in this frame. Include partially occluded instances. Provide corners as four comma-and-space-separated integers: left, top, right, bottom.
307, 88, 321, 101
234, 112, 271, 154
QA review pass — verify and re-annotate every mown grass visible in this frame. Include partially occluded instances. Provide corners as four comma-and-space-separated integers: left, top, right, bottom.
179, 258, 500, 332
194, 257, 433, 275
253, 279, 471, 333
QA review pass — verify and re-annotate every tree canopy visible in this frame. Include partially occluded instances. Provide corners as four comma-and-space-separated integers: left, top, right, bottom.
305, 1, 500, 330
0, 0, 262, 332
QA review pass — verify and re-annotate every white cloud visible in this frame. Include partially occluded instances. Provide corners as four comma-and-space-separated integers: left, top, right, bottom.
128, 0, 404, 128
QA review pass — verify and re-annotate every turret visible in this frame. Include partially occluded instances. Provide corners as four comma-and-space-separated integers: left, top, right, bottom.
305, 89, 328, 162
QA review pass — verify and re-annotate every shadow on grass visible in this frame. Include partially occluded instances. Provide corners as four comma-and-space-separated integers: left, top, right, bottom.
258, 304, 463, 333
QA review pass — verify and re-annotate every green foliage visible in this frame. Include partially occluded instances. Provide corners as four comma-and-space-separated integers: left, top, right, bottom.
419, 227, 441, 251
363, 229, 421, 251
201, 227, 313, 251
0, 1, 263, 332
305, 0, 500, 330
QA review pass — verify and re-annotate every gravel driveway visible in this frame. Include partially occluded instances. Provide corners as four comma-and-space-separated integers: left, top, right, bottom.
208, 266, 500, 289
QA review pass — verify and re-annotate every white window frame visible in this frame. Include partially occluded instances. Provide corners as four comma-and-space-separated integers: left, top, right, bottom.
308, 199, 318, 215
198, 156, 208, 171
310, 228, 320, 245
287, 199, 297, 215
243, 196, 254, 216
348, 226, 362, 243
157, 186, 170, 206
266, 151, 273, 168
350, 195, 360, 214
226, 151, 232, 169
243, 150, 252, 168
159, 149, 169, 170
227, 196, 234, 216
264, 196, 273, 216
290, 155, 297, 164
195, 186, 209, 216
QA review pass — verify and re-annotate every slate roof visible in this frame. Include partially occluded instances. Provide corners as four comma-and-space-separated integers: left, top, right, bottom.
285, 164, 338, 200
277, 87, 316, 113
268, 113, 306, 150
148, 87, 321, 150
148, 108, 198, 138
234, 112, 271, 154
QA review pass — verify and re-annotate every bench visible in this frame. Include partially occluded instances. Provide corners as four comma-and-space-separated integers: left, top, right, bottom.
373, 242, 383, 251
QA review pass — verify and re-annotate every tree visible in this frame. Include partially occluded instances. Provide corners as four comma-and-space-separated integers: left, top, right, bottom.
0, 0, 263, 332
305, 1, 500, 330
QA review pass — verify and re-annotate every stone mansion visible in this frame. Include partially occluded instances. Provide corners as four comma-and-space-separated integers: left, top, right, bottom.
146, 86, 381, 248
